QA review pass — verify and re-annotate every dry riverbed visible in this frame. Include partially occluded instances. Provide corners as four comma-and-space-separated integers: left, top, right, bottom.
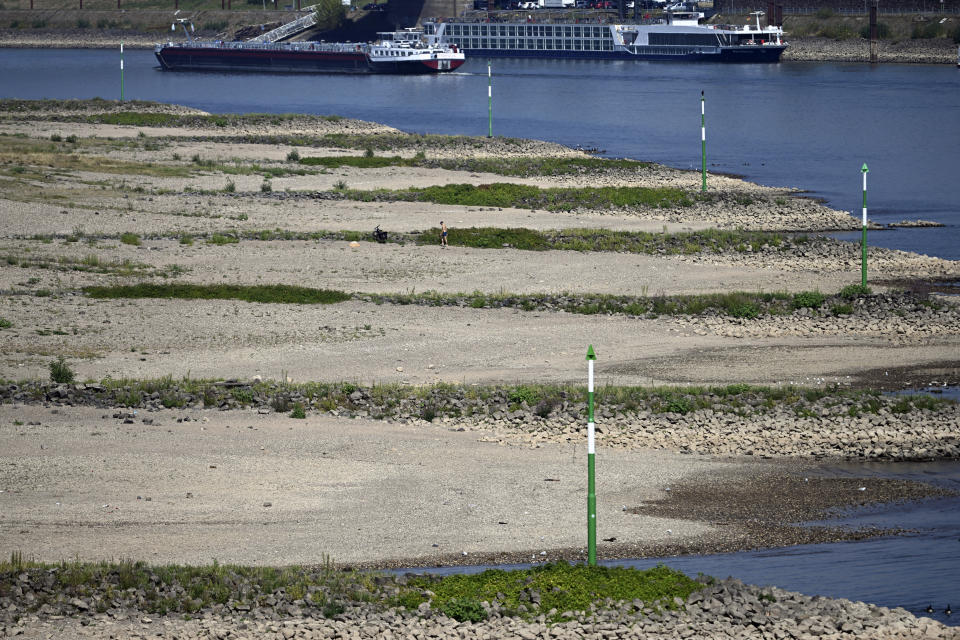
0, 101, 958, 639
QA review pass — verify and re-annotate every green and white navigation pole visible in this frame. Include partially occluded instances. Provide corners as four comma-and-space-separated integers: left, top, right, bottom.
586, 344, 597, 566
487, 60, 493, 138
700, 90, 706, 192
120, 41, 125, 102
861, 163, 868, 287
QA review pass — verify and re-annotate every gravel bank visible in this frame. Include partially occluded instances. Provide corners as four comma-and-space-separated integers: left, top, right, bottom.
5, 379, 957, 461
782, 36, 958, 64
1, 574, 955, 640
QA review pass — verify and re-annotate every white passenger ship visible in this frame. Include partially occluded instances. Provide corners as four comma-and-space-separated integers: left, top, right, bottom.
422, 7, 786, 62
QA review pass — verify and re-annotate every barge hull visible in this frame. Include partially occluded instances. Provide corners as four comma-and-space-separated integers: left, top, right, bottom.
155, 48, 374, 73
155, 48, 464, 74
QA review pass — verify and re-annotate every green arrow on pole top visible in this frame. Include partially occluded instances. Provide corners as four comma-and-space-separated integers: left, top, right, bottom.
861, 163, 869, 173
586, 345, 596, 361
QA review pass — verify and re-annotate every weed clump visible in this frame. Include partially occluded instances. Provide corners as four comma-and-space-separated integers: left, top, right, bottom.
49, 356, 74, 383
792, 290, 825, 310
120, 232, 141, 246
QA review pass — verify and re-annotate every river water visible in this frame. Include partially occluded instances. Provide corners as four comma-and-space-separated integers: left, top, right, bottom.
1, 48, 959, 260
2, 48, 959, 621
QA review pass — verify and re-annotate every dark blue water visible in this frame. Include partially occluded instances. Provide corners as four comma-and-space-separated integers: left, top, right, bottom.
400, 462, 960, 626
1, 49, 958, 260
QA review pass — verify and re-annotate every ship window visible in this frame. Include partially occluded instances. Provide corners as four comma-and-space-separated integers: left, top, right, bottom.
536, 38, 543, 49
516, 39, 525, 49
573, 26, 581, 37
481, 38, 488, 47
649, 33, 720, 46
472, 25, 481, 36
508, 26, 515, 36
545, 26, 553, 36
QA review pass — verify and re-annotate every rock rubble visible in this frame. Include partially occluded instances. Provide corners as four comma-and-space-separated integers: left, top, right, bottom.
0, 572, 955, 640
3, 379, 957, 461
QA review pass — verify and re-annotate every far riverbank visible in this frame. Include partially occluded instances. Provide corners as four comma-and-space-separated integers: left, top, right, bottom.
0, 29, 957, 64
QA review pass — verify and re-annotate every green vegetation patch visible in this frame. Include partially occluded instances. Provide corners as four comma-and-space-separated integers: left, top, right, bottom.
0, 556, 375, 617
343, 183, 693, 212
0, 556, 704, 624
189, 226, 787, 257
300, 154, 410, 169
83, 283, 350, 305
363, 289, 800, 319
298, 154, 651, 178
412, 226, 783, 254
404, 563, 702, 622
429, 155, 651, 178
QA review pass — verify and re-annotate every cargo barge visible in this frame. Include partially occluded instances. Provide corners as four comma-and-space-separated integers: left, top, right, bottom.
155, 29, 466, 74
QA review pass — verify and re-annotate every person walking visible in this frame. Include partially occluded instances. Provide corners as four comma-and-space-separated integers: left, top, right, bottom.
440, 221, 448, 247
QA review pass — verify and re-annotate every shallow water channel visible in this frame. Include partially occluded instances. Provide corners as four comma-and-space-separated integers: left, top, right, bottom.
399, 461, 960, 627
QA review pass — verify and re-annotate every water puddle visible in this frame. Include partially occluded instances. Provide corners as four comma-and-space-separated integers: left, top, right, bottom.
884, 385, 960, 402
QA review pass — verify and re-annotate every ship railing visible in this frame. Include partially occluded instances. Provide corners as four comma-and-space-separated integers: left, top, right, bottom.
424, 15, 662, 26
248, 4, 319, 43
